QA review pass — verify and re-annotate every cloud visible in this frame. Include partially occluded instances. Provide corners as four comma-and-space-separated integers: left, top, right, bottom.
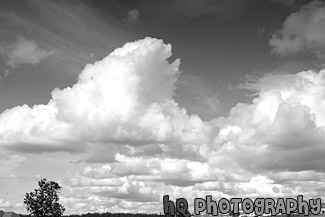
0, 36, 52, 68
214, 69, 325, 172
269, 0, 325, 57
237, 175, 293, 197
125, 9, 140, 27
268, 170, 325, 183
0, 37, 212, 161
0, 198, 13, 209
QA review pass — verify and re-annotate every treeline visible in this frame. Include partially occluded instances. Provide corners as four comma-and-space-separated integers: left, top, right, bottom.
20, 213, 165, 217
64, 213, 165, 217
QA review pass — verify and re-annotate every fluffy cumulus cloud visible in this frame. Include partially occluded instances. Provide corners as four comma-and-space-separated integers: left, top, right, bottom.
0, 37, 212, 158
2, 37, 325, 214
269, 0, 325, 57
215, 70, 325, 173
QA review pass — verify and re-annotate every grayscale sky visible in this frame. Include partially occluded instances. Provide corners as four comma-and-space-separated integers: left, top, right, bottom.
0, 0, 325, 214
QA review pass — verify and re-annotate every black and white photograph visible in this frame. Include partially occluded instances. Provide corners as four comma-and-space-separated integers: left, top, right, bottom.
0, 0, 325, 216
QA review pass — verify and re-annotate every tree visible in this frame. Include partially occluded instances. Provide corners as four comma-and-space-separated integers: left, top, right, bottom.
24, 178, 65, 217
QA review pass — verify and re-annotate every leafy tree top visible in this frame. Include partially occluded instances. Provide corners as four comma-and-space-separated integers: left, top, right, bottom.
24, 178, 65, 217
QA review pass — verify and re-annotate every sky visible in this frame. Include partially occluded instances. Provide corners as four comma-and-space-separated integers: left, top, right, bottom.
0, 0, 325, 215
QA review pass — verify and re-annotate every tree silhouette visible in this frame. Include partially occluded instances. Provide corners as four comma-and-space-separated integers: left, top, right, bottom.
24, 178, 65, 217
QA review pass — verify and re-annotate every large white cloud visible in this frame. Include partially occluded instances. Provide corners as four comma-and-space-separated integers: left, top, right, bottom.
0, 37, 212, 161
215, 69, 325, 172
269, 0, 325, 57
